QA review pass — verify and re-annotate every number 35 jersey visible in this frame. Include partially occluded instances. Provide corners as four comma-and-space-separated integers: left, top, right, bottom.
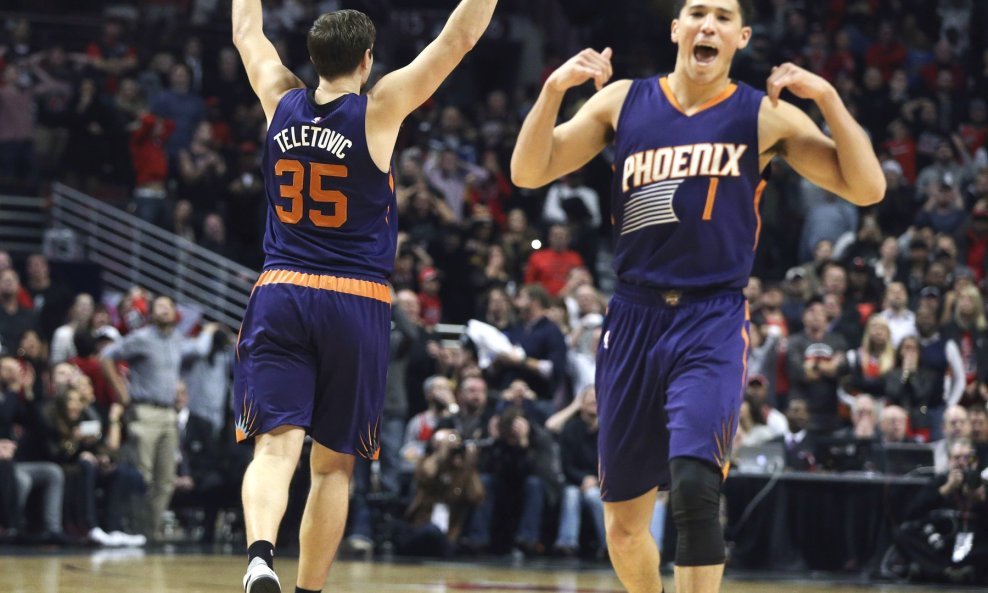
610, 76, 768, 290
262, 88, 397, 282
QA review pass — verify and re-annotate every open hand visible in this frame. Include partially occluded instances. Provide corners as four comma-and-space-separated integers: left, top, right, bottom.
547, 47, 614, 93
766, 62, 835, 107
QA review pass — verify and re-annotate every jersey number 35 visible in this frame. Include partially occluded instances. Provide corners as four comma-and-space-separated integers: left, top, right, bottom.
274, 158, 348, 228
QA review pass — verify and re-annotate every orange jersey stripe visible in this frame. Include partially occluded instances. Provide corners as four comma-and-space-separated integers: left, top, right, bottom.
255, 270, 391, 304
751, 179, 767, 251
703, 177, 720, 220
659, 77, 738, 116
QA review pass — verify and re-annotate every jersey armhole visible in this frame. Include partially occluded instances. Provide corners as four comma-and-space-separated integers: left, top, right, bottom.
267, 88, 304, 130
613, 77, 646, 141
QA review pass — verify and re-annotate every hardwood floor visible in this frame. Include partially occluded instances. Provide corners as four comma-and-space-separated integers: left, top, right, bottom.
0, 552, 956, 593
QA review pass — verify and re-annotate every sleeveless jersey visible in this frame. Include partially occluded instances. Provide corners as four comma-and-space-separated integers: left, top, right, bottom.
610, 76, 768, 290
262, 89, 397, 282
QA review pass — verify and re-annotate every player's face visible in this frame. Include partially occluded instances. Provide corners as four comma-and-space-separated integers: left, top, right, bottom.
671, 0, 751, 84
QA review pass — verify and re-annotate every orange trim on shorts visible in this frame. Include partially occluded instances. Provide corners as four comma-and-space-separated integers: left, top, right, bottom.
254, 270, 391, 304
659, 77, 737, 116
752, 179, 767, 251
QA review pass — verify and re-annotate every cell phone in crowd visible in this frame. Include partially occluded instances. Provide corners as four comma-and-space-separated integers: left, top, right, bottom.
77, 420, 102, 438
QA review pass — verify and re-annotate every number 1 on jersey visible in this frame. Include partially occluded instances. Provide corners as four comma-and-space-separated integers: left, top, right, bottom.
274, 158, 349, 228
702, 177, 719, 221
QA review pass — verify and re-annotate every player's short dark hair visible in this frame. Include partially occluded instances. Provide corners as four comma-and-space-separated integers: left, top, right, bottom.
307, 10, 376, 80
673, 0, 755, 25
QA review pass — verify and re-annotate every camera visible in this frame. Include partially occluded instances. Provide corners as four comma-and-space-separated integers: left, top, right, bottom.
964, 468, 984, 490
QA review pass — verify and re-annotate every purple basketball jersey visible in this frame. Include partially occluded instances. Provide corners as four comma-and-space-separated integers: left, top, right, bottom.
262, 89, 397, 282
610, 76, 768, 290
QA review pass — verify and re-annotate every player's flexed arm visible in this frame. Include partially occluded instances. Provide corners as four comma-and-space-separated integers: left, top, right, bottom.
511, 48, 626, 189
759, 63, 886, 206
232, 0, 305, 124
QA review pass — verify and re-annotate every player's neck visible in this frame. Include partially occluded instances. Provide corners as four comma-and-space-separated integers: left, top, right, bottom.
665, 71, 732, 112
314, 76, 361, 103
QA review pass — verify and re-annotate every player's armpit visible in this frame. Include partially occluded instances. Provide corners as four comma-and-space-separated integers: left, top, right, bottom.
759, 99, 853, 198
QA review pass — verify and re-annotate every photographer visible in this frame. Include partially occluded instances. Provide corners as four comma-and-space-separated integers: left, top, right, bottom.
398, 428, 484, 557
891, 438, 988, 584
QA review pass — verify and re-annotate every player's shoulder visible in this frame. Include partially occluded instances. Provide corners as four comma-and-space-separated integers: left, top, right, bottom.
757, 97, 809, 151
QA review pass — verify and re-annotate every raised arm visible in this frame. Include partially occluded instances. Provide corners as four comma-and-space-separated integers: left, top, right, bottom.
366, 0, 497, 128
232, 0, 304, 124
511, 48, 624, 189
760, 63, 885, 206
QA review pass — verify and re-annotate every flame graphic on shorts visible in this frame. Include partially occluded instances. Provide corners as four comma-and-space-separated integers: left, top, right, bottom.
714, 412, 737, 481
235, 393, 259, 442
357, 416, 381, 460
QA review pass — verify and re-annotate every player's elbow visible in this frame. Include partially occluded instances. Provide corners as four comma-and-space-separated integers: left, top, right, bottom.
859, 177, 887, 206
510, 167, 543, 190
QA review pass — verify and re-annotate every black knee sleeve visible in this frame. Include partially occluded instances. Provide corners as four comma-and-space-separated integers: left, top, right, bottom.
669, 457, 724, 566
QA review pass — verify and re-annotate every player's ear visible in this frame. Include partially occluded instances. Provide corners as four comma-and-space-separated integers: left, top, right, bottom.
671, 19, 680, 44
738, 25, 752, 50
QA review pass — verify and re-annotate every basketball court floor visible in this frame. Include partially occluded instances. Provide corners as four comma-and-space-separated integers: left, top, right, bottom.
0, 551, 961, 593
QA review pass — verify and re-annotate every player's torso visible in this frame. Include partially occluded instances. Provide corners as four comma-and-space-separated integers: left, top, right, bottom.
262, 89, 397, 281
610, 76, 767, 290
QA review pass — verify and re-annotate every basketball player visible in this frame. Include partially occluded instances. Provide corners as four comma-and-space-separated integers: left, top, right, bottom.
232, 1, 497, 591
511, 1, 884, 592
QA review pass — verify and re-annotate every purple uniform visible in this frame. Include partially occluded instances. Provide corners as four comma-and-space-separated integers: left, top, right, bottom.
596, 76, 766, 501
234, 89, 396, 459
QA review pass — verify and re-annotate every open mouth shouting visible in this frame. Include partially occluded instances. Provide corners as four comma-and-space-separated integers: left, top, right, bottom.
693, 42, 719, 65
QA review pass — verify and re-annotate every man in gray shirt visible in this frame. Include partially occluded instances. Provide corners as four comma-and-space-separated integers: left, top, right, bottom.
101, 294, 195, 539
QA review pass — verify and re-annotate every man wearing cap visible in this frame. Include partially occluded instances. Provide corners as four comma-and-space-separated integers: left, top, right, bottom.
787, 298, 849, 433
915, 139, 968, 202
916, 304, 966, 440
915, 172, 967, 235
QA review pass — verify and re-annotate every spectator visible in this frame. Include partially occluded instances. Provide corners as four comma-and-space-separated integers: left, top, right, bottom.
914, 173, 967, 236
542, 172, 601, 276
0, 269, 39, 354
787, 299, 848, 433
943, 284, 987, 406
885, 335, 942, 442
129, 113, 175, 227
892, 438, 988, 585
0, 356, 65, 543
437, 375, 494, 444
68, 328, 118, 415
845, 315, 896, 398
880, 282, 918, 348
472, 408, 556, 555
553, 385, 604, 558
500, 208, 539, 282
23, 254, 72, 342
496, 284, 568, 411
171, 380, 229, 544
43, 388, 144, 546
150, 63, 205, 158
50, 293, 95, 366
401, 428, 484, 555
771, 398, 816, 471
100, 295, 190, 539
524, 224, 584, 297
177, 121, 227, 217
877, 405, 912, 444
401, 375, 456, 473
934, 406, 973, 473
84, 19, 137, 93
846, 394, 878, 441
417, 267, 443, 328
424, 148, 488, 222
61, 77, 122, 193
179, 323, 227, 437
0, 64, 40, 191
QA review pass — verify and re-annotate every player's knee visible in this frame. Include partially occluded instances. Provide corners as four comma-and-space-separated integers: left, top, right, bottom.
669, 457, 724, 566
309, 445, 356, 477
604, 508, 649, 552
